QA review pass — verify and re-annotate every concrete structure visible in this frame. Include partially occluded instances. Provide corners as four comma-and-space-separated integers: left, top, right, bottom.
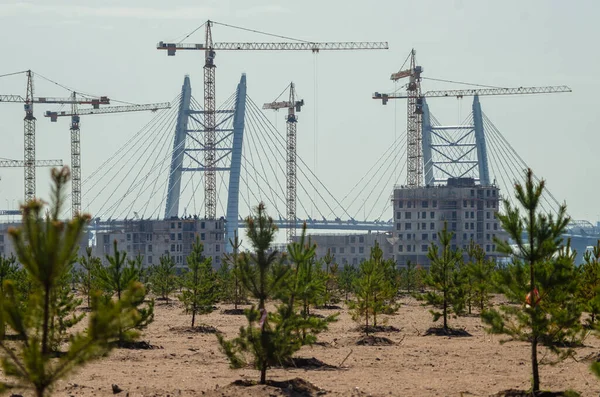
300, 232, 394, 265
93, 218, 226, 268
392, 177, 504, 267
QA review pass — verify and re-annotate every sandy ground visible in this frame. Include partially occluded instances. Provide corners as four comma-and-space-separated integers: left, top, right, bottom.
13, 295, 600, 397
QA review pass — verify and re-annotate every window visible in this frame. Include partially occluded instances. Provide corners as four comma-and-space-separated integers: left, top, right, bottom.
430, 222, 435, 230
398, 245, 403, 253
178, 222, 182, 229
201, 233, 206, 241
422, 200, 428, 208
463, 233, 467, 240
470, 222, 474, 230
405, 223, 412, 230
359, 236, 364, 243
433, 233, 437, 240
471, 211, 475, 218
451, 244, 457, 251
170, 244, 175, 252
407, 245, 412, 252
417, 223, 420, 230
350, 236, 356, 243
452, 211, 457, 219
148, 256, 153, 264
178, 233, 182, 240
332, 247, 337, 254
421, 223, 426, 230
465, 211, 469, 219
340, 247, 345, 254
351, 247, 356, 254
486, 234, 490, 240
422, 233, 428, 240
127, 234, 131, 241
470, 190, 475, 197
471, 200, 475, 207
170, 233, 175, 240
486, 223, 490, 230
486, 190, 490, 197
398, 200, 403, 208
359, 247, 364, 254
432, 200, 437, 208
216, 244, 220, 252
430, 211, 434, 219
407, 201, 412, 208
464, 223, 469, 230
492, 190, 496, 196
421, 245, 428, 252
398, 234, 403, 240
396, 223, 401, 231
451, 222, 457, 230
396, 212, 401, 220
486, 245, 490, 252
463, 200, 468, 208
493, 223, 498, 230
487, 212, 491, 219
405, 212, 411, 219
407, 234, 411, 240
171, 222, 175, 229
421, 211, 426, 219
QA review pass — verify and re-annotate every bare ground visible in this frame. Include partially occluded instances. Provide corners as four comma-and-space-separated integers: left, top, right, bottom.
11, 296, 600, 396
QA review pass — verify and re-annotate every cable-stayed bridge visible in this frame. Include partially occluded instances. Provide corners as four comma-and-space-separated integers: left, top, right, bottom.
73, 73, 596, 260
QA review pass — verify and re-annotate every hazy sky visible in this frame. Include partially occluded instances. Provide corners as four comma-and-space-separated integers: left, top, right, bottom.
0, 0, 598, 224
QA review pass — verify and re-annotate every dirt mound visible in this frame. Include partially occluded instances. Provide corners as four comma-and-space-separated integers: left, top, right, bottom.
222, 308, 246, 315
355, 335, 394, 346
281, 357, 338, 370
169, 325, 221, 334
424, 327, 472, 337
117, 340, 162, 350
494, 390, 579, 397
353, 325, 401, 333
202, 377, 326, 396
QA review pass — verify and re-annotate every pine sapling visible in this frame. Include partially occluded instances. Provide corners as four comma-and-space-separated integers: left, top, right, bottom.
179, 239, 217, 328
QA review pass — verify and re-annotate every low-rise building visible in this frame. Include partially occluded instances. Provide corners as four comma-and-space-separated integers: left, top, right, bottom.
93, 218, 226, 269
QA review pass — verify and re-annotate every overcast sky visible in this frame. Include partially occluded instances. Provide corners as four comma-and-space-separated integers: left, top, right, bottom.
0, 0, 598, 225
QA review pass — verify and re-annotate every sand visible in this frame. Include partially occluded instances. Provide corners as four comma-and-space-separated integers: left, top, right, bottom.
23, 296, 600, 396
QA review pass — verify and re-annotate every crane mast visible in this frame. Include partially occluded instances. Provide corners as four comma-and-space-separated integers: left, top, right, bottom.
158, 20, 388, 222
70, 92, 82, 215
399, 50, 423, 187
24, 70, 36, 202
204, 21, 217, 220
263, 83, 304, 243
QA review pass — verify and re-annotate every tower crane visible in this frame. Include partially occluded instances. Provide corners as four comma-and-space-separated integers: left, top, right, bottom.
0, 70, 110, 202
158, 20, 388, 220
45, 100, 171, 216
263, 83, 304, 243
373, 49, 572, 187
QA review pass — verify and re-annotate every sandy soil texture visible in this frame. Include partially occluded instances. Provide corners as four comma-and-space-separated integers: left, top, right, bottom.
13, 296, 600, 397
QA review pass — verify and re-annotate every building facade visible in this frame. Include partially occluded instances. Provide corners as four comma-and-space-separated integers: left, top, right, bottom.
300, 232, 394, 265
93, 218, 226, 269
392, 178, 504, 267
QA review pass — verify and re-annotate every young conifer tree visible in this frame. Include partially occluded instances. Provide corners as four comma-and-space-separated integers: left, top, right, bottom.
350, 242, 396, 333
481, 169, 580, 394
149, 255, 178, 302
179, 238, 217, 327
576, 240, 600, 327
217, 203, 289, 385
78, 247, 101, 309
339, 263, 358, 302
0, 254, 18, 293
96, 241, 154, 346
0, 167, 137, 397
424, 222, 463, 331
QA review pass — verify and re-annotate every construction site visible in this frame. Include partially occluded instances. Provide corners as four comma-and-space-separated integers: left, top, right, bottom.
0, 18, 594, 267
